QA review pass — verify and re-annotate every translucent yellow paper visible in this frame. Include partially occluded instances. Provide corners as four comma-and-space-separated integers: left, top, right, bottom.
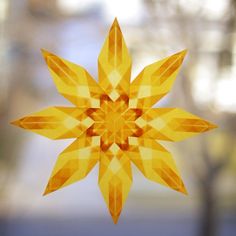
11, 18, 217, 223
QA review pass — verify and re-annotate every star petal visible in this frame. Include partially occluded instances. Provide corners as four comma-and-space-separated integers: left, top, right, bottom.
129, 50, 187, 108
99, 144, 132, 223
128, 137, 187, 194
136, 108, 217, 141
11, 107, 94, 139
42, 49, 104, 108
44, 135, 100, 195
98, 18, 131, 101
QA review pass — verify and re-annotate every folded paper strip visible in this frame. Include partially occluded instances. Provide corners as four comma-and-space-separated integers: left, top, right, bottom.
11, 18, 217, 223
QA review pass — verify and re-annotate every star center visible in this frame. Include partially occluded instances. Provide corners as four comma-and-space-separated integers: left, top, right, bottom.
86, 95, 143, 151
104, 111, 126, 134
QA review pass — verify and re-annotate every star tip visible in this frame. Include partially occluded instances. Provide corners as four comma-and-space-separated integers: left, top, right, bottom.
111, 215, 120, 224
42, 188, 51, 196
178, 183, 188, 195
182, 188, 188, 196
114, 17, 118, 23
40, 48, 48, 55
111, 17, 120, 29
42, 183, 54, 196
179, 49, 188, 57
204, 121, 218, 131
41, 48, 53, 59
210, 123, 218, 129
10, 119, 20, 127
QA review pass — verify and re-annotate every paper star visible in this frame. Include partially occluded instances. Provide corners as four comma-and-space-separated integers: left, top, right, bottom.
11, 18, 217, 223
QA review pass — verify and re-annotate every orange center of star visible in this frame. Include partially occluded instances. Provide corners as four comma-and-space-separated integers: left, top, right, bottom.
105, 111, 125, 133
86, 95, 143, 151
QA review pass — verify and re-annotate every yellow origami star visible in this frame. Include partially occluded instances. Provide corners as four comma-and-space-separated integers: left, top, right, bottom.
11, 18, 217, 223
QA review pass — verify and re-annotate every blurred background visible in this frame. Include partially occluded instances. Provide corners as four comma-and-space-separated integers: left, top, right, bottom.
0, 0, 236, 235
